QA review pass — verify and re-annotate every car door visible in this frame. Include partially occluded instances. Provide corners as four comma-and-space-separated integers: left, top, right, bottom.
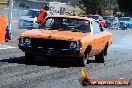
99, 25, 109, 47
91, 21, 104, 54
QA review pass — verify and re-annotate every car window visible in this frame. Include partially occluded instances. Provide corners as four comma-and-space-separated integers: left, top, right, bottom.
25, 10, 39, 17
109, 17, 115, 21
103, 16, 114, 21
92, 21, 100, 34
103, 17, 108, 20
39, 17, 91, 33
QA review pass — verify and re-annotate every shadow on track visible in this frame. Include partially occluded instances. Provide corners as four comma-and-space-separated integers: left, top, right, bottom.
0, 56, 96, 68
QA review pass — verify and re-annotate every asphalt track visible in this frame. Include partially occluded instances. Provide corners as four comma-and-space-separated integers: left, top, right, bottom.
0, 28, 132, 88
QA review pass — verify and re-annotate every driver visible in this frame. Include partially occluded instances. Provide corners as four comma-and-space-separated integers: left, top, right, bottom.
37, 5, 50, 24
51, 18, 63, 29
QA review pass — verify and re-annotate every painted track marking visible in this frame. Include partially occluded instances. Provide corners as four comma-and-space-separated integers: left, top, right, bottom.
0, 44, 17, 49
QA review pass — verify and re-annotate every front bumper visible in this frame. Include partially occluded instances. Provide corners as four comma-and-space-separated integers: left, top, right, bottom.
18, 22, 39, 29
19, 45, 82, 57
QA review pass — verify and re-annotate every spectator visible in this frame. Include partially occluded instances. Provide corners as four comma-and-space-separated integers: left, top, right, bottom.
37, 5, 50, 24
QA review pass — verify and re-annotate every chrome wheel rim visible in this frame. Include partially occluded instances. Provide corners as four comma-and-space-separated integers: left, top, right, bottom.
83, 54, 88, 65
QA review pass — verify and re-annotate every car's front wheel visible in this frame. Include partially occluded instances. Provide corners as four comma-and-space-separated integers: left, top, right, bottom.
78, 52, 88, 67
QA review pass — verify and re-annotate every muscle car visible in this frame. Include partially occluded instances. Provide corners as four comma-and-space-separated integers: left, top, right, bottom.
18, 16, 112, 66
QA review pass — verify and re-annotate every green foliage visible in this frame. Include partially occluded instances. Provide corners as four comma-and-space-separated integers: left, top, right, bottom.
69, 0, 79, 7
78, 0, 119, 16
68, 0, 132, 16
78, 0, 101, 15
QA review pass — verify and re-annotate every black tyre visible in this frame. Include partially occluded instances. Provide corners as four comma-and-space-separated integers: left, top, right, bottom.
25, 53, 35, 63
104, 44, 108, 56
78, 52, 88, 67
95, 50, 104, 63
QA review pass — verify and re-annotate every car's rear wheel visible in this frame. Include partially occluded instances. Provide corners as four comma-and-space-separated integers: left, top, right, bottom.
104, 43, 108, 56
95, 50, 105, 63
25, 53, 35, 63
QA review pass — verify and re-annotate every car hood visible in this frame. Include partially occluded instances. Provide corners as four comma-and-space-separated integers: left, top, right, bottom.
20, 29, 90, 41
19, 16, 36, 21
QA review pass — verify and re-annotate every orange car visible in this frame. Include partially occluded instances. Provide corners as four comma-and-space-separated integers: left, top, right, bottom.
18, 16, 112, 66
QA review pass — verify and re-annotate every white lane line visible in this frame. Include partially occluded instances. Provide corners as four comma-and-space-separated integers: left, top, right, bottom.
0, 44, 17, 49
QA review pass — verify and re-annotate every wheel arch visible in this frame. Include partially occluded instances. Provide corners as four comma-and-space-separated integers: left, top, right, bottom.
84, 45, 92, 55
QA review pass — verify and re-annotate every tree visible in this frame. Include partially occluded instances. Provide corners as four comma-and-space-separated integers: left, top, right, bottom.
78, 0, 99, 15
69, 0, 79, 8
78, 0, 119, 16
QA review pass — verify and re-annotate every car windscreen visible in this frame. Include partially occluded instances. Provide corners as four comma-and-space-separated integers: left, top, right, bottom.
25, 10, 38, 17
103, 17, 115, 21
119, 18, 131, 21
86, 16, 99, 20
39, 17, 91, 33
103, 17, 108, 20
109, 17, 115, 21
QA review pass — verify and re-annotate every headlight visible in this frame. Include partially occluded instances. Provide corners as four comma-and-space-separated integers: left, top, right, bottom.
19, 37, 31, 45
125, 23, 127, 26
69, 42, 77, 49
25, 38, 31, 45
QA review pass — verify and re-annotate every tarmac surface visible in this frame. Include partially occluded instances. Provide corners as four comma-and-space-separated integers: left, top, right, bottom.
0, 27, 132, 88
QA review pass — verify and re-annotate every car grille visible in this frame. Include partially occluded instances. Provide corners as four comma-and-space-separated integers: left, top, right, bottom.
31, 38, 70, 49
24, 20, 33, 23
